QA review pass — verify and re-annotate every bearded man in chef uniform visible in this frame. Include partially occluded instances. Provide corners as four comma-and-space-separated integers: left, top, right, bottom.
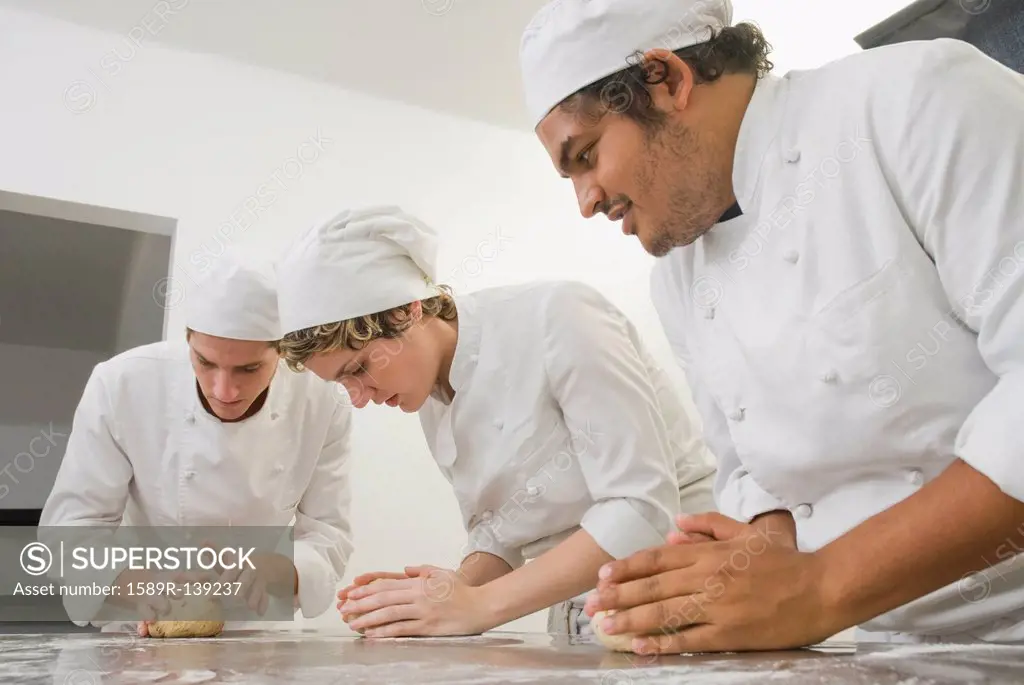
519, 0, 1024, 654
39, 253, 354, 634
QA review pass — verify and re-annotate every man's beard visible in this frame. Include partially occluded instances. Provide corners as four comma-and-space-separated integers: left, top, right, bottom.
638, 119, 721, 257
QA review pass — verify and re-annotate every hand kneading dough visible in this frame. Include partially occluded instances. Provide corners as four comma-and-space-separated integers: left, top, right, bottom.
591, 610, 636, 652
344, 578, 385, 634
148, 597, 224, 638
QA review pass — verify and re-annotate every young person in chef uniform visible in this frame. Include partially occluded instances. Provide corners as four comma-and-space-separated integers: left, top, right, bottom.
39, 253, 354, 634
273, 205, 718, 637
518, 0, 1024, 654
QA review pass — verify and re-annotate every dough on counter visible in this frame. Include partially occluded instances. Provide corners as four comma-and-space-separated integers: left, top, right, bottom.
147, 597, 225, 638
590, 610, 636, 652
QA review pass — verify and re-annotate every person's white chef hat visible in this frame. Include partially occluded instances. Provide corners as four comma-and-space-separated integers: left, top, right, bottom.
519, 0, 733, 128
185, 249, 282, 342
276, 205, 441, 334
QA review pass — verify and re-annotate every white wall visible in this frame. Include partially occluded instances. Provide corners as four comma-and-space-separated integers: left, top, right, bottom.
0, 7, 701, 633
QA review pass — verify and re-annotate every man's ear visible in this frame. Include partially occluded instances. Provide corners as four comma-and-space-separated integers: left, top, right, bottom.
642, 48, 695, 111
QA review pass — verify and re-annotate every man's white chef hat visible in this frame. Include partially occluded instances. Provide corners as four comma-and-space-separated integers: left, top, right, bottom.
185, 250, 282, 342
519, 0, 733, 128
276, 205, 441, 334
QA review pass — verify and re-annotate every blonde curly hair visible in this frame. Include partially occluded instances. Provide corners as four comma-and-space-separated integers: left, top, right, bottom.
280, 286, 457, 372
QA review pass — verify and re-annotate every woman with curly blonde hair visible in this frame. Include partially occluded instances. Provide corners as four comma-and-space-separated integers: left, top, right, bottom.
275, 205, 717, 638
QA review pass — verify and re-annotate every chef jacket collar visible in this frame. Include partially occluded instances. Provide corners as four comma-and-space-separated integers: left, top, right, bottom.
184, 358, 288, 426
730, 73, 788, 214
431, 292, 482, 405
718, 200, 742, 222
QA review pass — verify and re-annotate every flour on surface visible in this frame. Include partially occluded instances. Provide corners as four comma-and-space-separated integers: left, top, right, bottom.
173, 669, 219, 683
106, 671, 170, 682
374, 636, 521, 643
858, 642, 1024, 659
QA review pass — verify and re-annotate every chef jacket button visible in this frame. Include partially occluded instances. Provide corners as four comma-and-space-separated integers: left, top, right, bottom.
185, 414, 195, 425
184, 471, 195, 480
493, 419, 504, 430
820, 369, 838, 384
784, 148, 801, 163
470, 354, 480, 363
273, 463, 284, 473
783, 249, 799, 264
906, 469, 924, 486
271, 412, 280, 420
526, 485, 540, 497
703, 307, 716, 320
794, 503, 812, 519
480, 510, 493, 522
728, 407, 745, 422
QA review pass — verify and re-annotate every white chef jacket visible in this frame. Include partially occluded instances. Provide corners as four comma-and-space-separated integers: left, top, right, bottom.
650, 38, 1024, 638
418, 280, 717, 570
39, 340, 354, 626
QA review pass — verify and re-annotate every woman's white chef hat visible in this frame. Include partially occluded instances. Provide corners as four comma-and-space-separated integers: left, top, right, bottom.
519, 0, 733, 128
185, 249, 283, 341
276, 205, 441, 334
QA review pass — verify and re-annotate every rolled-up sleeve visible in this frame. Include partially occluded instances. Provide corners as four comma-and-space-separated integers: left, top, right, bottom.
292, 402, 355, 618
462, 522, 525, 571
650, 262, 785, 522
885, 39, 1024, 501
540, 282, 685, 558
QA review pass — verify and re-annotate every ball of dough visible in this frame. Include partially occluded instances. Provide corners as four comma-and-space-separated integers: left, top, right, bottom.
147, 597, 224, 639
590, 610, 637, 652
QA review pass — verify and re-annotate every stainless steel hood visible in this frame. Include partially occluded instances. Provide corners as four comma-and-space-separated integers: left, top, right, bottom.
854, 0, 1024, 73
855, 0, 976, 48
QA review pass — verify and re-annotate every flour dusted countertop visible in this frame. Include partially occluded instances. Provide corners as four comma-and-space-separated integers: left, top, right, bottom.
2, 628, 1023, 684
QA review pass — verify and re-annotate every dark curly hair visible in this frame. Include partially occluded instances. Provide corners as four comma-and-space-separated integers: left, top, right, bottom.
558, 23, 774, 129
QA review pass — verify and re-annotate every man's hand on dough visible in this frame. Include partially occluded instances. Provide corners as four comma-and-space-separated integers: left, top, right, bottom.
584, 513, 827, 654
